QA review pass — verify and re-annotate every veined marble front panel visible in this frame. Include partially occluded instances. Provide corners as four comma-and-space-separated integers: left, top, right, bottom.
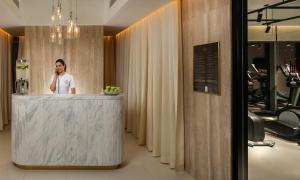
11, 94, 124, 167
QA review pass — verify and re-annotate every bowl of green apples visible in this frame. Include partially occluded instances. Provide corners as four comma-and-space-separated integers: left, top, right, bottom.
103, 85, 121, 95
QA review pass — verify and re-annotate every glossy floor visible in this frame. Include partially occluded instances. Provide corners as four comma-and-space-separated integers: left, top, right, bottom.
0, 127, 194, 180
249, 134, 300, 180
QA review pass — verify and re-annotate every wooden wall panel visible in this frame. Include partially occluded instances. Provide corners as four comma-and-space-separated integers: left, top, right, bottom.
181, 0, 231, 180
24, 26, 104, 94
104, 36, 116, 86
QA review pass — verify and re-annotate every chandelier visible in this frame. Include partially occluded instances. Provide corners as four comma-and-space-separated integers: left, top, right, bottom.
50, 0, 63, 44
66, 0, 80, 39
50, 0, 80, 44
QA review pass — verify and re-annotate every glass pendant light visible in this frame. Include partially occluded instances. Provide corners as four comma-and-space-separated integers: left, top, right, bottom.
50, 0, 56, 43
67, 10, 74, 39
74, 0, 80, 38
50, 0, 63, 44
66, 0, 80, 39
50, 0, 80, 43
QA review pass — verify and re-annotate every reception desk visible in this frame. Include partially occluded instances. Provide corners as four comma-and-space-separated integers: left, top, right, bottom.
11, 94, 124, 170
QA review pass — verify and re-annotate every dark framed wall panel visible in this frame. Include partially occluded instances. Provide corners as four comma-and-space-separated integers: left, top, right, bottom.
232, 0, 248, 179
193, 42, 220, 95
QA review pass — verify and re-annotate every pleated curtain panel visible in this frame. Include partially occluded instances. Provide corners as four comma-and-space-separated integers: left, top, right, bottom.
0, 29, 12, 131
116, 1, 184, 170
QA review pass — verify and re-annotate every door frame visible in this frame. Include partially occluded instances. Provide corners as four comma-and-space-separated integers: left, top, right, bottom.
231, 0, 248, 179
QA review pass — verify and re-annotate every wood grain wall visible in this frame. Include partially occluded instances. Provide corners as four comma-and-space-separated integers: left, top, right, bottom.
104, 36, 116, 86
181, 0, 232, 180
25, 26, 104, 94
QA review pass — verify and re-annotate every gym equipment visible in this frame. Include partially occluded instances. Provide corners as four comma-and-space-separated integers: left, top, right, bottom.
248, 64, 268, 104
248, 74, 275, 147
248, 111, 275, 147
248, 64, 288, 109
264, 64, 300, 138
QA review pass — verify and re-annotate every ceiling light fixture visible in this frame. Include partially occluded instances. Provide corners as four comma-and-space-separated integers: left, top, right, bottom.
256, 11, 263, 22
265, 25, 271, 33
264, 5, 271, 33
50, 0, 80, 44
50, 0, 63, 44
66, 0, 80, 39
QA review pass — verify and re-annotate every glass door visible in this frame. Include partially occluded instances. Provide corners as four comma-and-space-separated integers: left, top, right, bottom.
247, 1, 300, 180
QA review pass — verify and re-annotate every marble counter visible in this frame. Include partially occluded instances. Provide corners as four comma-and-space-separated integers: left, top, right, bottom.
11, 94, 124, 169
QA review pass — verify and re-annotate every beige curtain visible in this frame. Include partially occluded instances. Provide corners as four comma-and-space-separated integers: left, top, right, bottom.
25, 26, 104, 94
0, 29, 12, 131
116, 30, 130, 132
125, 20, 148, 141
104, 36, 116, 86
116, 0, 184, 170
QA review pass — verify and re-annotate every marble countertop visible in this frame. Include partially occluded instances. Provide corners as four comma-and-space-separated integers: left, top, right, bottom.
11, 93, 124, 168
12, 94, 123, 100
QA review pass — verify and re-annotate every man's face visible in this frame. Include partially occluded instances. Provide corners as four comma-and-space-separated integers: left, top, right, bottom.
55, 62, 65, 74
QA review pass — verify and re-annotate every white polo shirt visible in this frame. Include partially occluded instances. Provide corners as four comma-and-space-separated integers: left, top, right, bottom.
51, 73, 76, 94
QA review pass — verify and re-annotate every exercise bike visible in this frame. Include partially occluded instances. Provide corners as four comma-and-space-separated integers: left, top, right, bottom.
248, 111, 275, 147
248, 72, 275, 147
264, 64, 300, 139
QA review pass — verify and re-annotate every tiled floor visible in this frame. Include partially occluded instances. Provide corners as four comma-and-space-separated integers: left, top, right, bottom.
0, 127, 194, 180
249, 134, 300, 180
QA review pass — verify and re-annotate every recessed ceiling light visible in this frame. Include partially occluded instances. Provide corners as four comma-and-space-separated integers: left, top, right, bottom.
256, 11, 263, 22
265, 25, 271, 33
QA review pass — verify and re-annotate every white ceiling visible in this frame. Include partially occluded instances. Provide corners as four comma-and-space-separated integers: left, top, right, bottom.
22, 0, 105, 25
104, 0, 170, 26
0, 0, 24, 27
248, 0, 300, 25
0, 0, 171, 35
